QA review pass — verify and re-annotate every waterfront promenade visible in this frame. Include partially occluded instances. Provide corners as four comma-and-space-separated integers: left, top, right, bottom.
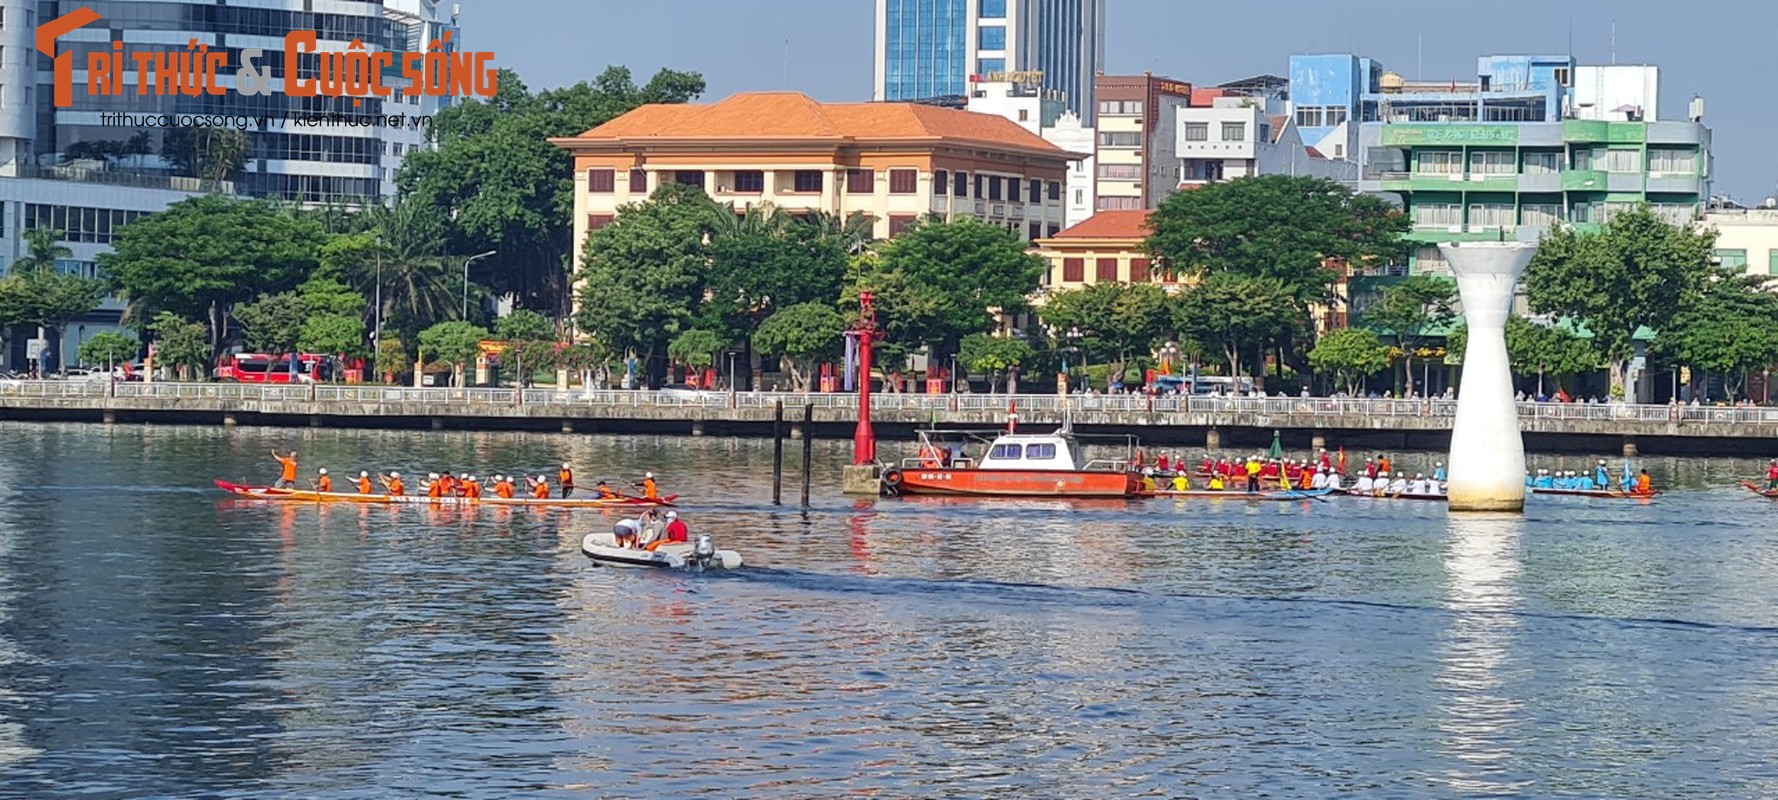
4, 379, 1776, 455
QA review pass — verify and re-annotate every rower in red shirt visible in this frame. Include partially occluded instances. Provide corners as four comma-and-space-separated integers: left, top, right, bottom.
1156, 453, 1171, 473
644, 511, 690, 552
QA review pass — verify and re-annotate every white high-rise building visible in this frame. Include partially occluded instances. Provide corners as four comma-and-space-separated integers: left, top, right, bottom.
874, 0, 1104, 123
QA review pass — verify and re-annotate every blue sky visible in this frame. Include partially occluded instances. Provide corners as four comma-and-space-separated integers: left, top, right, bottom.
464, 0, 1775, 201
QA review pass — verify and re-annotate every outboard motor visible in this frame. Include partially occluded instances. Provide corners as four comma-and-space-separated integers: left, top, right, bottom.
691, 534, 717, 571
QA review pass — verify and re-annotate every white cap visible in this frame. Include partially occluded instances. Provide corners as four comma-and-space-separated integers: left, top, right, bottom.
1435, 462, 1442, 467
359, 471, 368, 478
666, 511, 678, 519
645, 471, 654, 478
390, 471, 400, 478
467, 475, 478, 482
429, 472, 439, 479
1415, 473, 1423, 478
1396, 472, 1404, 477
318, 468, 327, 475
460, 473, 469, 480
562, 463, 570, 469
1599, 460, 1607, 465
493, 474, 503, 481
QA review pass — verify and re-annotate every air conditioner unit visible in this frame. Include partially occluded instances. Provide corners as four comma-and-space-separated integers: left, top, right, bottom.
1468, 174, 1485, 182
1446, 225, 1464, 233
1447, 173, 1463, 181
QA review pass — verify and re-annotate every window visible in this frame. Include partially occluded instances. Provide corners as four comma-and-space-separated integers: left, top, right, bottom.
979, 0, 1005, 18
1598, 149, 1640, 173
1220, 122, 1246, 141
1063, 258, 1084, 282
1469, 151, 1514, 175
1095, 258, 1118, 282
1130, 258, 1150, 282
1005, 178, 1020, 200
989, 443, 1023, 459
846, 168, 874, 194
1521, 203, 1563, 227
1048, 224, 1061, 237
933, 169, 948, 194
889, 215, 917, 237
889, 168, 918, 194
1073, 188, 1084, 204
1097, 164, 1142, 180
978, 26, 1005, 50
1415, 150, 1462, 175
628, 168, 647, 191
1326, 106, 1348, 126
1026, 443, 1057, 460
1522, 151, 1560, 174
675, 170, 705, 188
22, 204, 144, 245
1652, 204, 1695, 226
953, 171, 968, 197
975, 174, 984, 198
1769, 249, 1778, 276
1554, 66, 1572, 87
586, 214, 614, 232
1048, 181, 1060, 200
1296, 106, 1323, 128
1648, 148, 1696, 173
1468, 204, 1513, 228
793, 170, 822, 193
1097, 196, 1142, 211
1182, 122, 1208, 141
1601, 202, 1638, 223
1018, 109, 1028, 122
1571, 148, 1593, 170
978, 58, 1005, 75
1028, 179, 1041, 203
1098, 100, 1141, 115
732, 170, 764, 193
1028, 222, 1042, 239
1097, 132, 1141, 148
1716, 249, 1749, 270
1412, 203, 1462, 227
987, 176, 1002, 201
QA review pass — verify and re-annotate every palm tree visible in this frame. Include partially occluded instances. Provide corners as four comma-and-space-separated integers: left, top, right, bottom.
346, 199, 461, 342
14, 228, 72, 274
807, 210, 876, 254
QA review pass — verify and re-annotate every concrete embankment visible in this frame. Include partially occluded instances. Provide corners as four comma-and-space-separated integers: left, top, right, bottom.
4, 382, 1778, 456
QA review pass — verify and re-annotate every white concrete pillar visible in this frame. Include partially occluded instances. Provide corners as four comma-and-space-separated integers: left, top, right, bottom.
1442, 242, 1536, 512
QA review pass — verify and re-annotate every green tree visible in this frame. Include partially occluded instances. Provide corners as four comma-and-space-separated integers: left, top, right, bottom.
668, 328, 726, 373
705, 204, 852, 376
753, 302, 847, 391
0, 230, 105, 372
321, 197, 464, 343
1524, 205, 1715, 397
959, 333, 1036, 393
1449, 316, 1601, 395
1173, 273, 1301, 381
573, 182, 723, 383
850, 217, 1044, 364
162, 126, 250, 189
1308, 328, 1390, 395
1657, 272, 1778, 400
148, 312, 211, 380
297, 314, 366, 361
102, 195, 326, 360
232, 291, 308, 354
79, 331, 139, 367
1362, 274, 1457, 396
398, 66, 706, 314
495, 308, 555, 342
374, 338, 410, 380
417, 320, 491, 385
1038, 282, 1172, 375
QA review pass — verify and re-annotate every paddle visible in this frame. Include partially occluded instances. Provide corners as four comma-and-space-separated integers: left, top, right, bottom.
1282, 488, 1330, 504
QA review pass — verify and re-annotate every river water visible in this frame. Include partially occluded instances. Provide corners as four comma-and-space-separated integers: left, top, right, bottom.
2, 422, 1777, 798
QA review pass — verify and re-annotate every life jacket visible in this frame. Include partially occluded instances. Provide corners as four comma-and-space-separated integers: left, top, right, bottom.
559, 468, 573, 485
918, 444, 944, 468
387, 478, 404, 495
495, 482, 514, 499
599, 485, 617, 499
532, 482, 550, 499
643, 478, 659, 500
356, 477, 373, 494
317, 476, 332, 493
279, 458, 298, 482
426, 481, 443, 499
464, 482, 481, 499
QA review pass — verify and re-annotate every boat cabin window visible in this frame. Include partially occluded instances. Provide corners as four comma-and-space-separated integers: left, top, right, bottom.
989, 443, 1023, 459
1026, 443, 1057, 460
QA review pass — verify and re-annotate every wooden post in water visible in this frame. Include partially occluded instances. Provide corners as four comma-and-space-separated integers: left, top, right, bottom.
772, 401, 785, 506
801, 403, 814, 508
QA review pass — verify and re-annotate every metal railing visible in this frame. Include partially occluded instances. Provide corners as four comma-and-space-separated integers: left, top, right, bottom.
5, 380, 1778, 425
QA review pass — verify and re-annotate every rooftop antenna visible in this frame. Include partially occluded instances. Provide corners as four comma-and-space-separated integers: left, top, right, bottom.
782, 39, 790, 89
1417, 33, 1423, 80
1611, 20, 1617, 65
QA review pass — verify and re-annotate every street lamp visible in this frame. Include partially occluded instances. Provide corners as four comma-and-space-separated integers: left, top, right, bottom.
461, 250, 497, 320
1161, 340, 1181, 376
726, 351, 738, 399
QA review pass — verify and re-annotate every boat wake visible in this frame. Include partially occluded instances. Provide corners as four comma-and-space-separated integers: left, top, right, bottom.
727, 567, 1778, 637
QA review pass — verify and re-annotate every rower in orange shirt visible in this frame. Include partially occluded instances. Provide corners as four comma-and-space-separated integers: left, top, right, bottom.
1635, 469, 1653, 495
493, 475, 514, 498
355, 471, 374, 494
596, 480, 618, 500
462, 476, 482, 499
642, 471, 659, 501
315, 468, 333, 493
529, 475, 551, 499
380, 472, 405, 496
426, 473, 444, 499
272, 450, 299, 488
558, 464, 575, 498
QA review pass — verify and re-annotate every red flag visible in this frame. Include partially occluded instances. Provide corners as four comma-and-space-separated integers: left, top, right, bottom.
1007, 400, 1018, 433
1338, 446, 1346, 474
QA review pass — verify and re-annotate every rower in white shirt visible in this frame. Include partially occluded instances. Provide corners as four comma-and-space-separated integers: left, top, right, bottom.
1325, 471, 1343, 490
1408, 473, 1430, 494
1309, 467, 1329, 490
1354, 474, 1374, 493
1386, 472, 1409, 495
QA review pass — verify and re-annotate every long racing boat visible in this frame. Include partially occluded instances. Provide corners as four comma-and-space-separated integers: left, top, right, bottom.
214, 480, 677, 509
1531, 487, 1660, 500
1739, 481, 1778, 499
1142, 488, 1333, 502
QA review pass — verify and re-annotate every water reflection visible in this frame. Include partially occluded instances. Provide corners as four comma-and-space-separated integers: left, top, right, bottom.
1436, 513, 1531, 794
0, 456, 44, 768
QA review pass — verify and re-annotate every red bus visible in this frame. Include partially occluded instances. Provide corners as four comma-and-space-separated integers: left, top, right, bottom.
215, 353, 341, 383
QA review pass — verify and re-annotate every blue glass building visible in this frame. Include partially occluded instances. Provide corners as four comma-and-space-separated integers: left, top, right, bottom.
875, 0, 1103, 122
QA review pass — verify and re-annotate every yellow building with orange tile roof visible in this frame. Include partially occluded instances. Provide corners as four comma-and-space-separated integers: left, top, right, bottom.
1032, 209, 1190, 297
550, 92, 1085, 311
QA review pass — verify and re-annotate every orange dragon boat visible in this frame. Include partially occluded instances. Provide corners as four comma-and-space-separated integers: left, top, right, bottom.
880, 427, 1140, 499
214, 480, 677, 509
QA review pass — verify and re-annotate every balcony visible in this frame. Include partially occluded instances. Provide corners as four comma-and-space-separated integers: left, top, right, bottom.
1645, 121, 1705, 146
1562, 170, 1607, 192
1517, 172, 1562, 193
1645, 173, 1703, 194
1606, 173, 1644, 193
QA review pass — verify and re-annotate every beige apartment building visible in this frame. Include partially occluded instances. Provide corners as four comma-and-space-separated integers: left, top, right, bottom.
551, 92, 1081, 301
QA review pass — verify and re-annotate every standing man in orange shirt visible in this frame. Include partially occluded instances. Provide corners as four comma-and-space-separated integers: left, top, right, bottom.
558, 463, 575, 498
272, 450, 298, 488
